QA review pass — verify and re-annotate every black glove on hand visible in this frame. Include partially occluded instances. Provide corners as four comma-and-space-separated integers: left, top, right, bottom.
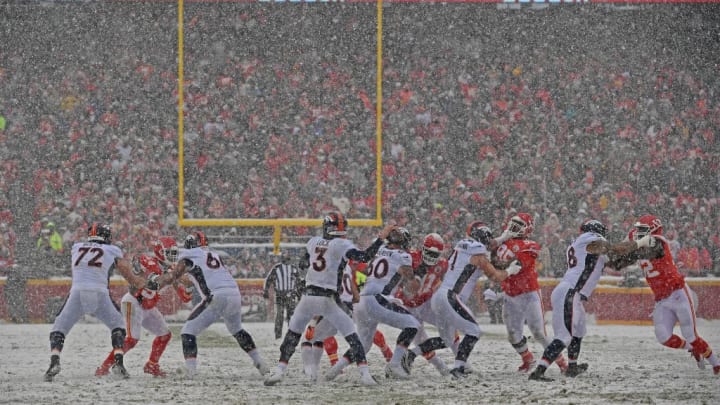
145, 274, 160, 291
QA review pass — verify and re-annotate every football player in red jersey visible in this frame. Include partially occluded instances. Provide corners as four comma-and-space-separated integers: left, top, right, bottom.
492, 213, 569, 374
397, 233, 452, 376
95, 237, 194, 377
612, 215, 720, 375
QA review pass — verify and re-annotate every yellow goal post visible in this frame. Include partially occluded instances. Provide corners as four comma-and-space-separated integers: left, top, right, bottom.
175, 0, 385, 254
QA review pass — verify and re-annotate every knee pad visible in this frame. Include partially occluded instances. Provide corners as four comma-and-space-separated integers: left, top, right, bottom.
182, 334, 198, 358
111, 328, 126, 349
511, 336, 529, 353
397, 327, 418, 347
233, 329, 257, 353
279, 330, 302, 362
50, 331, 65, 352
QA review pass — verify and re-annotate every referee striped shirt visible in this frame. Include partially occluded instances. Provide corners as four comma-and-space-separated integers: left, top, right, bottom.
263, 263, 300, 295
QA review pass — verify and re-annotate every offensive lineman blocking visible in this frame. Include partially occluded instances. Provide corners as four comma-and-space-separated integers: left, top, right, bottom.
44, 223, 152, 381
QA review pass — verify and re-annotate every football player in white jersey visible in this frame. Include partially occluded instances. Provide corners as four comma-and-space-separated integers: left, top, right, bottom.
44, 223, 153, 382
430, 221, 522, 379
325, 227, 426, 380
155, 231, 269, 379
529, 219, 655, 381
264, 212, 396, 386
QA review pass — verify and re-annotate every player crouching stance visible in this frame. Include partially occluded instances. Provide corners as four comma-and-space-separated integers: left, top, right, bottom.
45, 223, 155, 382
95, 237, 194, 377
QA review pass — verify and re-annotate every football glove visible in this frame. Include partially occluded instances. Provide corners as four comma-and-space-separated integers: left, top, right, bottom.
505, 260, 522, 276
145, 273, 160, 291
636, 234, 656, 248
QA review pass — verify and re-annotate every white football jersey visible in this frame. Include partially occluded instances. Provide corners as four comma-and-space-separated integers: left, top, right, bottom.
178, 247, 237, 295
561, 232, 608, 298
361, 246, 412, 296
70, 242, 124, 291
339, 264, 355, 303
441, 238, 490, 302
304, 236, 357, 291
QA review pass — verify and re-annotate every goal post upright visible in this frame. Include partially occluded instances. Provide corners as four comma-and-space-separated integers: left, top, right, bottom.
176, 0, 385, 253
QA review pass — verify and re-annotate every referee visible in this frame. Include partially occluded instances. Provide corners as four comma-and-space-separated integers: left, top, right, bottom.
263, 253, 303, 339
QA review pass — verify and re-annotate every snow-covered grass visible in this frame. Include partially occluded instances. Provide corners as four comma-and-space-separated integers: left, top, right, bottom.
2, 317, 719, 404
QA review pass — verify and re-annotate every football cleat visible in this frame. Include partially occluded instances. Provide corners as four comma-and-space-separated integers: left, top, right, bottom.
95, 364, 111, 377
385, 363, 410, 380
564, 363, 589, 378
690, 350, 707, 370
263, 369, 285, 386
528, 368, 554, 382
400, 351, 417, 375
143, 361, 167, 378
255, 360, 271, 376
449, 366, 470, 379
324, 363, 344, 382
359, 373, 379, 386
44, 355, 61, 382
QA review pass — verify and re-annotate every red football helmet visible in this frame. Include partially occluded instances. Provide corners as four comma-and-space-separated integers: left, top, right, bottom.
154, 236, 179, 264
633, 215, 663, 240
422, 233, 444, 265
506, 213, 534, 238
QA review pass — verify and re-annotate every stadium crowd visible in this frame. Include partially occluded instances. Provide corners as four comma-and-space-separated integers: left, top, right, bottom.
1, 2, 719, 280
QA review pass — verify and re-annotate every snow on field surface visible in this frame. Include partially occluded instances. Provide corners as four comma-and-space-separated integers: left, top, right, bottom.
1, 318, 718, 404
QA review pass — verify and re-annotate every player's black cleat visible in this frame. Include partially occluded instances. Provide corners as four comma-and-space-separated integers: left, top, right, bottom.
528, 368, 554, 382
449, 366, 470, 379
401, 351, 416, 375
112, 353, 130, 379
564, 362, 588, 378
44, 354, 61, 382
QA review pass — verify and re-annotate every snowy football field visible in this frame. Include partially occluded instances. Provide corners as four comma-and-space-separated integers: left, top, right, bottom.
1, 317, 718, 404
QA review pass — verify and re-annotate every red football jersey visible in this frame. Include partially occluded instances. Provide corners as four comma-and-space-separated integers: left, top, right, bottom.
496, 238, 541, 297
398, 250, 448, 308
133, 254, 163, 310
638, 236, 685, 301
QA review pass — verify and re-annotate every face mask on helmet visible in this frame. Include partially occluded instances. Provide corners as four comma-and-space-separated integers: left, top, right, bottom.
422, 233, 444, 265
184, 231, 208, 249
387, 227, 412, 250
633, 215, 662, 240
506, 213, 533, 238
155, 237, 178, 264
467, 221, 493, 246
323, 212, 348, 239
